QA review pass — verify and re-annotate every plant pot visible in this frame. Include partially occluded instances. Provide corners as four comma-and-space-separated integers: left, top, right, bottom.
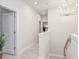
0, 54, 2, 59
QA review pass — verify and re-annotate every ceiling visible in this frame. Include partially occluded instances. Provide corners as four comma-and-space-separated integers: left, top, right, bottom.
24, 0, 77, 15
24, 0, 64, 15
24, 0, 48, 15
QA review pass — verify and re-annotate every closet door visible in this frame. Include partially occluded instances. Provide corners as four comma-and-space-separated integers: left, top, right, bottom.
2, 13, 16, 55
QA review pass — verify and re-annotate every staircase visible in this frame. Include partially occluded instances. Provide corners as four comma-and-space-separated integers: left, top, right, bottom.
64, 34, 78, 59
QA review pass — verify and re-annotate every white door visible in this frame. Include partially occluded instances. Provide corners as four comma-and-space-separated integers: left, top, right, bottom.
2, 13, 15, 55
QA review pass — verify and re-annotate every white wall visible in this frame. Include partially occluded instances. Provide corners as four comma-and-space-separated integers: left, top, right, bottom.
41, 15, 48, 21
48, 9, 78, 56
0, 0, 40, 55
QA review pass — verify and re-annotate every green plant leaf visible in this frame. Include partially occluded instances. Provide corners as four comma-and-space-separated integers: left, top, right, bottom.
0, 35, 6, 49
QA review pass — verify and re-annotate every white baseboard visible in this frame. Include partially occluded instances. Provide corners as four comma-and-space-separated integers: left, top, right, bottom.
49, 54, 64, 58
17, 44, 34, 56
38, 56, 49, 59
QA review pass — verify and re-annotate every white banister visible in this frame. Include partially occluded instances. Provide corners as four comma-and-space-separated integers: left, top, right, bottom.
65, 34, 78, 59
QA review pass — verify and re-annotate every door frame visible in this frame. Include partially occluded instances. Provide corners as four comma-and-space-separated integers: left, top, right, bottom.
13, 12, 17, 56
0, 5, 17, 56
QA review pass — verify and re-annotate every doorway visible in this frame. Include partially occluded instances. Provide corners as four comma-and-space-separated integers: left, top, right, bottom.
0, 6, 16, 55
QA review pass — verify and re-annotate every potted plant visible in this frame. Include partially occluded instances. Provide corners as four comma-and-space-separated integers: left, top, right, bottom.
0, 35, 6, 59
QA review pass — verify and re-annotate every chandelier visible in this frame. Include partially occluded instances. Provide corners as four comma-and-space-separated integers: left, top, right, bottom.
57, 0, 77, 16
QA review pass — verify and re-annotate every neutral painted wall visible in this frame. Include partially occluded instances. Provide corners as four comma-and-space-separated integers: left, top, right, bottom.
48, 9, 78, 56
41, 15, 48, 21
0, 0, 40, 55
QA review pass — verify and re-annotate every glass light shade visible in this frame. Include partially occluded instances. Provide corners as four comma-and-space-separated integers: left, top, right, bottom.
57, 0, 77, 16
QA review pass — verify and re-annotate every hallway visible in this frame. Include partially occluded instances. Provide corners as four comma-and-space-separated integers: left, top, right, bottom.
0, 0, 78, 59
3, 47, 65, 59
3, 47, 38, 59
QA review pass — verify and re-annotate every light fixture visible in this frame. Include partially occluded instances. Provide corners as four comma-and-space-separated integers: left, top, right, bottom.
57, 0, 77, 16
34, 2, 38, 5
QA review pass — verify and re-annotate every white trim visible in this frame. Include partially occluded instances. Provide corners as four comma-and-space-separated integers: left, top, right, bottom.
17, 44, 34, 56
70, 34, 78, 41
49, 54, 64, 58
70, 33, 78, 38
38, 57, 49, 59
18, 47, 28, 55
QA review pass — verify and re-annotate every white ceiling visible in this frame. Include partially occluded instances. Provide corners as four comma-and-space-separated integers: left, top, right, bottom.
24, 0, 77, 15
24, 0, 48, 15
24, 0, 64, 15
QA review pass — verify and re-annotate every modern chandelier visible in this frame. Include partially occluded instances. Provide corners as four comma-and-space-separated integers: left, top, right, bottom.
57, 0, 77, 16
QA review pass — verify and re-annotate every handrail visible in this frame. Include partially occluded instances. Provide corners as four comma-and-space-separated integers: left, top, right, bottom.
64, 36, 71, 56
64, 34, 78, 56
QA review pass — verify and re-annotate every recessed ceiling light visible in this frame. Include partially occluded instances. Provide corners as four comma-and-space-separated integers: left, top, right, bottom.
34, 2, 38, 5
